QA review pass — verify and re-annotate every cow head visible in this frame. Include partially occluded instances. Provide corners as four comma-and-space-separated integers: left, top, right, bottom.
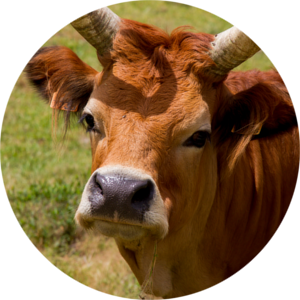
26, 7, 296, 297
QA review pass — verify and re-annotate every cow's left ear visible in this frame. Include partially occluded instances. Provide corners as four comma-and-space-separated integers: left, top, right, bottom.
25, 46, 98, 116
212, 78, 297, 166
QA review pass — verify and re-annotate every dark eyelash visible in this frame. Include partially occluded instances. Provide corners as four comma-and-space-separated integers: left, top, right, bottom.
86, 127, 94, 133
78, 113, 88, 124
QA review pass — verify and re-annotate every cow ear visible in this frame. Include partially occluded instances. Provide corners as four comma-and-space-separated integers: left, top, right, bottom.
25, 46, 98, 117
212, 79, 297, 168
213, 81, 297, 142
229, 83, 298, 139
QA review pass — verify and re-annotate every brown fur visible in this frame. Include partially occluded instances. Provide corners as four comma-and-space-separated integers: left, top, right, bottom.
213, 70, 297, 172
26, 19, 299, 298
25, 46, 98, 131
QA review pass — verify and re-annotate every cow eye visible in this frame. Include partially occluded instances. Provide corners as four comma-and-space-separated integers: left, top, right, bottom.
79, 113, 95, 132
183, 131, 210, 148
85, 114, 95, 131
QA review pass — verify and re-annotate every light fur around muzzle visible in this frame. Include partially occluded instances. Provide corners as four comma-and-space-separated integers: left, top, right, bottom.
75, 165, 169, 241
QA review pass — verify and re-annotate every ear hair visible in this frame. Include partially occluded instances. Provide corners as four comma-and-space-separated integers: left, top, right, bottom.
25, 46, 98, 134
212, 78, 297, 171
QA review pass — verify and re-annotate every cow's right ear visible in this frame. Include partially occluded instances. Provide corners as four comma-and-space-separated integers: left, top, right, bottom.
25, 46, 98, 114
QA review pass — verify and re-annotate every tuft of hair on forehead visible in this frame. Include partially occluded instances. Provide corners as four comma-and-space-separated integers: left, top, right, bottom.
99, 19, 218, 81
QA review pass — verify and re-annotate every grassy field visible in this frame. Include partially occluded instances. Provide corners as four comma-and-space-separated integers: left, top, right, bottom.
1, 1, 273, 298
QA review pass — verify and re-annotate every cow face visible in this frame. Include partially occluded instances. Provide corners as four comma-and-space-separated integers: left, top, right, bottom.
75, 55, 218, 248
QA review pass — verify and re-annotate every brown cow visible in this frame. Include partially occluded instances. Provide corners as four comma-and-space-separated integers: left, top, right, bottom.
25, 7, 299, 298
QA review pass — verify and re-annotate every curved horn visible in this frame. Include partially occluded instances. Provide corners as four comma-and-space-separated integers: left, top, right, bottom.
71, 7, 120, 56
210, 26, 260, 75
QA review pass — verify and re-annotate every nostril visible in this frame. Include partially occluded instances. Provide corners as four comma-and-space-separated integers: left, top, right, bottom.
94, 174, 104, 195
89, 174, 105, 211
95, 181, 104, 196
131, 180, 154, 205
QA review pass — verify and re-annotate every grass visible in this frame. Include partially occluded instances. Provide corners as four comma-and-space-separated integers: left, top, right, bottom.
44, 233, 140, 297
1, 1, 273, 298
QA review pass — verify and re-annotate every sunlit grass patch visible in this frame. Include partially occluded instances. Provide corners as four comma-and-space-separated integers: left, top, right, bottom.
44, 233, 141, 298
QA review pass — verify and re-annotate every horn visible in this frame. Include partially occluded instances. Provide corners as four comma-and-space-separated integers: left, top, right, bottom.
210, 26, 260, 75
71, 7, 121, 56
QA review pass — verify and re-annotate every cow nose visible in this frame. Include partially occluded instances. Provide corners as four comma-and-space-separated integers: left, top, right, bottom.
89, 173, 154, 221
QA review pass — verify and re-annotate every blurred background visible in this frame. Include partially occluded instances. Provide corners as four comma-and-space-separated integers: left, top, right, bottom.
1, 1, 273, 298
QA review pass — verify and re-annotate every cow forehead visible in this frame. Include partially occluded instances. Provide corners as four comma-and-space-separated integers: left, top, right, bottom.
86, 94, 211, 144
86, 95, 210, 132
89, 63, 211, 127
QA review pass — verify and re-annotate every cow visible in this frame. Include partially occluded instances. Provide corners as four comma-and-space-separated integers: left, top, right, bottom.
25, 7, 299, 298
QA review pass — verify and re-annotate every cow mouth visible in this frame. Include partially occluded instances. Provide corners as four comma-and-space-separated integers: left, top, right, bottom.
75, 214, 148, 241
95, 220, 147, 240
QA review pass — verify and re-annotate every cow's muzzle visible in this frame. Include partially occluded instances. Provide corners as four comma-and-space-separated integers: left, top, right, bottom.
90, 174, 154, 221
75, 165, 168, 241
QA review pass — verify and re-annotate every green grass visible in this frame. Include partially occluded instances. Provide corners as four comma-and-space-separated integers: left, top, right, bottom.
1, 1, 274, 298
8, 180, 83, 253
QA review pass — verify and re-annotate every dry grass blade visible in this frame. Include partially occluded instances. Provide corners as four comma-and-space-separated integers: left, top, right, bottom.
139, 241, 157, 300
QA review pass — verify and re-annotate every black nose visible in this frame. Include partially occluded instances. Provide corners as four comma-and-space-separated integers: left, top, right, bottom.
88, 173, 155, 222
